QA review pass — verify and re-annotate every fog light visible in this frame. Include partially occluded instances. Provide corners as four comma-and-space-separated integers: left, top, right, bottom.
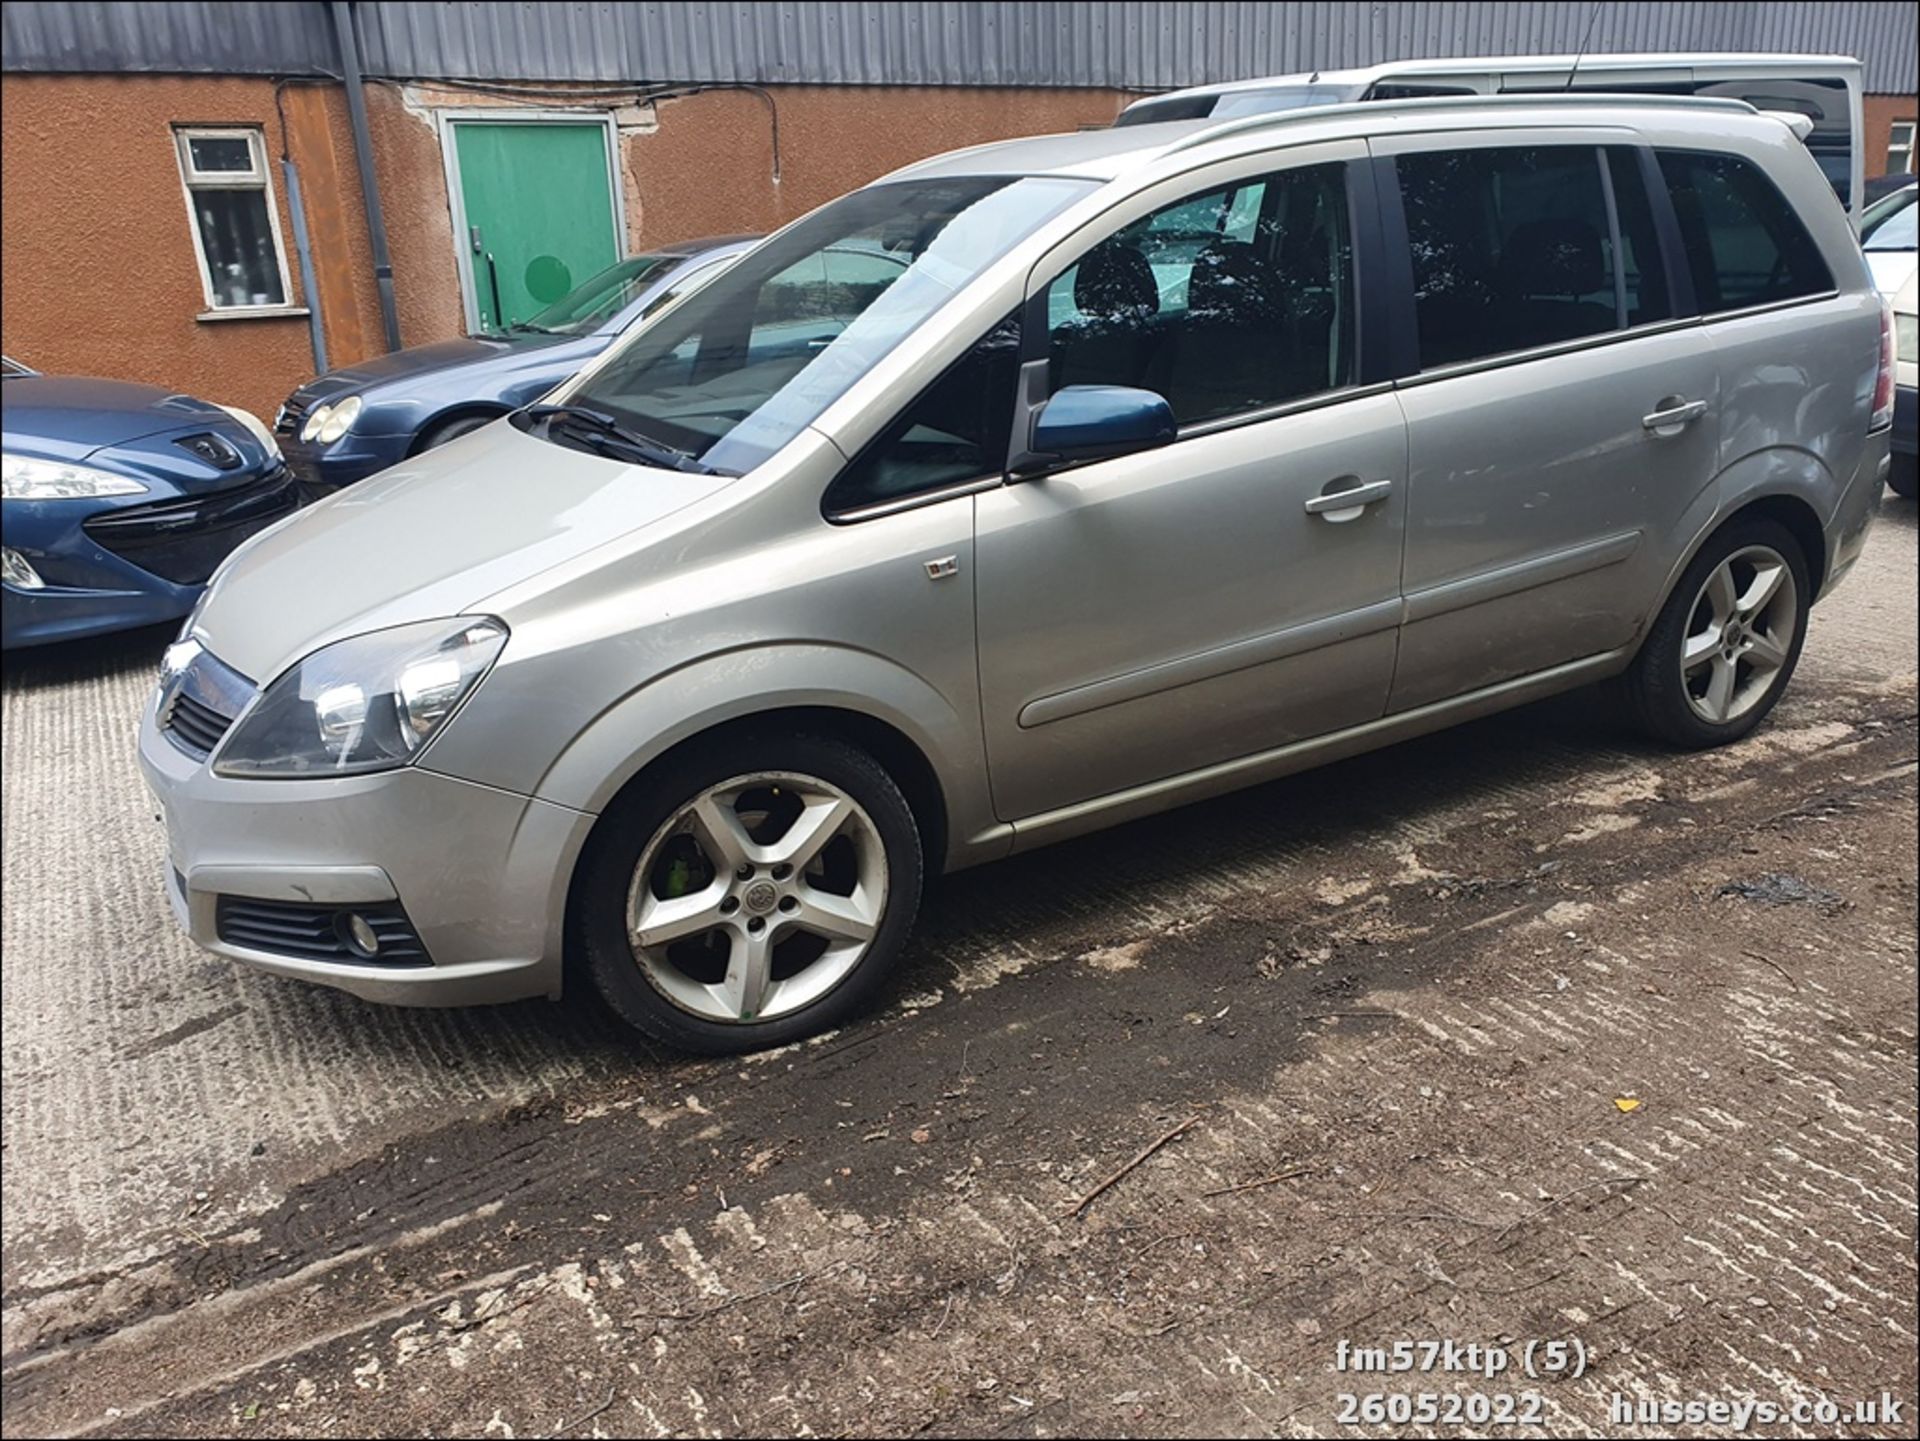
339, 911, 381, 957
2, 546, 45, 590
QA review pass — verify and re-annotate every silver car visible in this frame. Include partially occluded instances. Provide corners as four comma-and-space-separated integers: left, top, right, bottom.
143, 95, 1892, 1054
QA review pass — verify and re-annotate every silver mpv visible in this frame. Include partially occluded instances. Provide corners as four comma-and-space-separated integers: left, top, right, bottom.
143, 95, 1893, 1053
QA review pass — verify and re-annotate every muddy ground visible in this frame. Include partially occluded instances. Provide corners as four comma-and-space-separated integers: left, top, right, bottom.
3, 503, 1915, 1438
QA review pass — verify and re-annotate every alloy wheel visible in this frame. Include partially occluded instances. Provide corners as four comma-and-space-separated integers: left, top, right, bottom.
1680, 544, 1798, 726
625, 772, 888, 1023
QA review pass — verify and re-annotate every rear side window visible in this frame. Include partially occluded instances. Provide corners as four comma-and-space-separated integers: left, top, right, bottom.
1656, 150, 1833, 314
1396, 146, 1621, 369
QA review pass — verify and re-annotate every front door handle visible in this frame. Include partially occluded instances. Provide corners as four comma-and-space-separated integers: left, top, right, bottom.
1642, 397, 1708, 433
1305, 478, 1393, 521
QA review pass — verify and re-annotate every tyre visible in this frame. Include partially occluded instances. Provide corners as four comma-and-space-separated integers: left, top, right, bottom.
1621, 515, 1810, 750
416, 412, 496, 452
574, 732, 924, 1054
1889, 455, 1917, 500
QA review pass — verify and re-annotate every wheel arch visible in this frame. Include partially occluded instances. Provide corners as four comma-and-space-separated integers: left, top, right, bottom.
407, 404, 510, 456
1654, 444, 1837, 632
558, 703, 956, 998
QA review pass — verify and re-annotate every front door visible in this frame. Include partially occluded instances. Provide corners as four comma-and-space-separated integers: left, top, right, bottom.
974, 148, 1408, 822
449, 118, 621, 334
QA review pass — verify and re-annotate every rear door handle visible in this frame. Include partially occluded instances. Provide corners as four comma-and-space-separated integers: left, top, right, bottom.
1642, 398, 1708, 432
1305, 478, 1393, 520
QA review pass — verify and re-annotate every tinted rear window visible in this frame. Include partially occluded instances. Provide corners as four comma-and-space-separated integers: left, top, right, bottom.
1656, 150, 1833, 315
1397, 145, 1622, 369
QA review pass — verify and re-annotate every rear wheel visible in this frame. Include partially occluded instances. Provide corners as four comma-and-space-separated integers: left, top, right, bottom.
1621, 516, 1809, 749
575, 733, 923, 1054
1889, 455, 1917, 500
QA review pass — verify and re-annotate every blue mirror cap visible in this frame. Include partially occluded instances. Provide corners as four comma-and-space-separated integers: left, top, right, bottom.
1032, 385, 1177, 457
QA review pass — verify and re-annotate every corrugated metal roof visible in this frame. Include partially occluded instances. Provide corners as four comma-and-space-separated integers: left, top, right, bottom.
4, 2, 1915, 94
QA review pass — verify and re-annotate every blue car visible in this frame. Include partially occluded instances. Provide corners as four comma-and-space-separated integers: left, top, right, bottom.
2, 362, 306, 649
275, 235, 757, 490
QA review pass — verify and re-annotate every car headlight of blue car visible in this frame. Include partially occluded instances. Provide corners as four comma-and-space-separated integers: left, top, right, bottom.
298, 395, 363, 445
2, 453, 148, 499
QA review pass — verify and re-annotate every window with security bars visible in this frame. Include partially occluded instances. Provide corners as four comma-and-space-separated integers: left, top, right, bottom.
174, 128, 291, 310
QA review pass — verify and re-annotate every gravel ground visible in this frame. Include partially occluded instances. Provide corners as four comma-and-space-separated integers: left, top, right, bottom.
3, 499, 1914, 1438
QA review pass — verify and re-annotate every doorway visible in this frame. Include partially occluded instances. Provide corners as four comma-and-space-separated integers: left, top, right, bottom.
441, 113, 624, 334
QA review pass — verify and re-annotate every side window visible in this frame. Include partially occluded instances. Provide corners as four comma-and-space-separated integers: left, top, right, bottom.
1656, 150, 1833, 315
1397, 146, 1619, 369
1605, 149, 1671, 326
1043, 162, 1354, 427
824, 312, 1021, 516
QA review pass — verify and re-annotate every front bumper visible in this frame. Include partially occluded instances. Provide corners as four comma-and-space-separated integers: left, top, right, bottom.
3, 466, 308, 649
274, 429, 408, 491
138, 693, 594, 1007
1893, 383, 1916, 461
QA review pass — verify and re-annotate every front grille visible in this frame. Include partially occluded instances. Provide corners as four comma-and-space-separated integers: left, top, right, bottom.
85, 467, 304, 585
274, 392, 313, 437
164, 691, 234, 757
216, 896, 431, 967
161, 646, 254, 761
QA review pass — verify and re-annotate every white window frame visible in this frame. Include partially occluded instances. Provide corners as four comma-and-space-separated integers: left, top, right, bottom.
1890, 120, 1917, 176
173, 126, 296, 314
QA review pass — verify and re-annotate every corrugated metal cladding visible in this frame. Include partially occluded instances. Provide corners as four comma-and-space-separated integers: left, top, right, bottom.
4, 1, 1915, 94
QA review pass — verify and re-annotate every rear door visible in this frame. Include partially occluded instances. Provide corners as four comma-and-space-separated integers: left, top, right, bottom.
1379, 132, 1722, 711
973, 143, 1409, 822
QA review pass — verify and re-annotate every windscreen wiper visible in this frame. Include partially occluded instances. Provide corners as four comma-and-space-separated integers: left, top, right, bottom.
523, 405, 722, 474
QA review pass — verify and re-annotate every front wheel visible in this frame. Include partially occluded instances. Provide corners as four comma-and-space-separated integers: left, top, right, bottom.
1621, 516, 1810, 750
575, 733, 924, 1054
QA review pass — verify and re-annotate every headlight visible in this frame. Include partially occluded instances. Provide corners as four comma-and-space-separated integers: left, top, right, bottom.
2, 453, 146, 500
1898, 313, 1917, 367
315, 396, 362, 444
217, 404, 280, 454
298, 403, 332, 442
215, 617, 507, 777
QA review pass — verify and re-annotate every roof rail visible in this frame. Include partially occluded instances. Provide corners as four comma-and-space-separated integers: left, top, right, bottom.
1161, 91, 1760, 158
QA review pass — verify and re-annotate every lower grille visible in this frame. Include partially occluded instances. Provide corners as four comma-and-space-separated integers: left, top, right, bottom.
216, 896, 431, 968
84, 468, 304, 585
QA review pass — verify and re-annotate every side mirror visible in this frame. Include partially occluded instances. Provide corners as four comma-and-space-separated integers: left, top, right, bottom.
1026, 385, 1176, 468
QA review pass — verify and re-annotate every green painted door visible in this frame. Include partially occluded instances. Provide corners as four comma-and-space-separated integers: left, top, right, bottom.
452, 121, 620, 333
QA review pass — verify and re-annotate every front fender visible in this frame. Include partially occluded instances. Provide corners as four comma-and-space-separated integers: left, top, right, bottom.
427, 641, 1006, 870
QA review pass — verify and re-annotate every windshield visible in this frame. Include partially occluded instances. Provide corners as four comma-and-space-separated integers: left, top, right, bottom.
518, 255, 683, 336
1863, 189, 1917, 251
557, 175, 1095, 475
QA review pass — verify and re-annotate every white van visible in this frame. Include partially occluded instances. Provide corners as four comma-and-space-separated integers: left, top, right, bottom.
1116, 54, 1867, 222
